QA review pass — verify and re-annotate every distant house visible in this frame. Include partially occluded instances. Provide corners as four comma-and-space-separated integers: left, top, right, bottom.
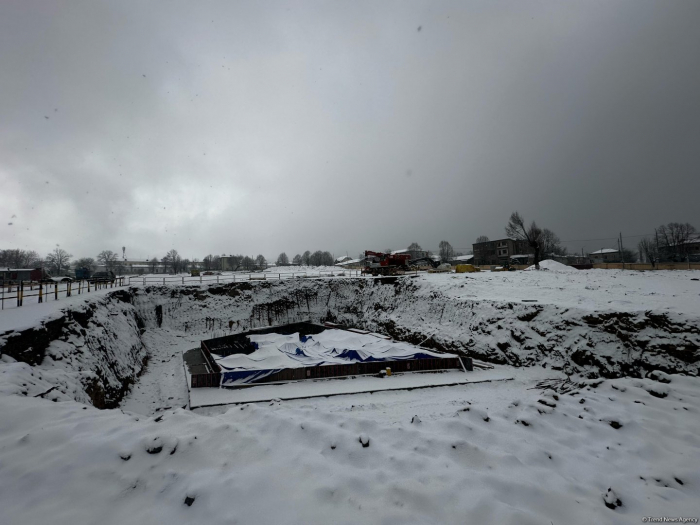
392, 248, 428, 261
337, 258, 363, 268
335, 256, 353, 264
472, 238, 533, 265
686, 237, 700, 261
0, 268, 49, 282
509, 254, 534, 265
589, 248, 620, 263
449, 254, 474, 264
659, 236, 700, 262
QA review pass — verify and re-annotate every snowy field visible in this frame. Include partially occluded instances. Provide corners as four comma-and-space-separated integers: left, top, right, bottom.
0, 266, 699, 524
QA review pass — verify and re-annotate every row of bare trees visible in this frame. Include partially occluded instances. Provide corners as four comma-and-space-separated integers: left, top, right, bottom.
0, 247, 75, 275
277, 251, 335, 266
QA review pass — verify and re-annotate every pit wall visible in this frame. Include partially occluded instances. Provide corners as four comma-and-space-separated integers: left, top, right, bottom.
0, 290, 146, 408
132, 278, 699, 380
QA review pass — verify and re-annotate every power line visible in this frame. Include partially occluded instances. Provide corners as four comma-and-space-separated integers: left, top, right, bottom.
558, 233, 652, 244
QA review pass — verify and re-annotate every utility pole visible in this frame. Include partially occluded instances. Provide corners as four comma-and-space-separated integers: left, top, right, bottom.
655, 228, 660, 268
619, 232, 625, 269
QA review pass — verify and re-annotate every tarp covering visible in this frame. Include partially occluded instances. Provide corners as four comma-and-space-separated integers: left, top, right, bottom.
216, 329, 455, 386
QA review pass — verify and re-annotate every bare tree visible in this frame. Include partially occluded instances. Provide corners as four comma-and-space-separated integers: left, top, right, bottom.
407, 242, 422, 251
97, 250, 118, 272
638, 237, 659, 267
46, 247, 72, 275
438, 240, 454, 262
241, 256, 254, 270
255, 254, 267, 270
73, 257, 97, 272
148, 258, 158, 273
621, 247, 638, 263
276, 252, 289, 266
302, 250, 311, 266
292, 254, 302, 265
165, 249, 181, 273
203, 254, 214, 271
540, 228, 566, 256
475, 236, 489, 243
505, 212, 543, 268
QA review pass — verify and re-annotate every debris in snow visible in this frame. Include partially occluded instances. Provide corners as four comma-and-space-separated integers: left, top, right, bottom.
603, 487, 622, 509
358, 434, 370, 447
184, 496, 195, 506
411, 415, 421, 424
647, 370, 672, 384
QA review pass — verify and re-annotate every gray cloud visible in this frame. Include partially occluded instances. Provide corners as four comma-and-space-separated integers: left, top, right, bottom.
1, 0, 699, 261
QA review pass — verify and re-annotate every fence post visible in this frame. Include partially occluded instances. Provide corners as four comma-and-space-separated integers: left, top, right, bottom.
55, 283, 58, 300
163, 277, 165, 285
182, 276, 184, 285
2, 281, 4, 309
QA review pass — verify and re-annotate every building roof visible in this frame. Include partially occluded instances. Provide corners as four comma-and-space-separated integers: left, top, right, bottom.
450, 254, 474, 261
473, 238, 518, 245
335, 256, 352, 263
590, 248, 619, 255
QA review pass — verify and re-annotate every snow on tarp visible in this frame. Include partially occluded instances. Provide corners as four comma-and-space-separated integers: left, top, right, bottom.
524, 259, 579, 272
215, 329, 455, 386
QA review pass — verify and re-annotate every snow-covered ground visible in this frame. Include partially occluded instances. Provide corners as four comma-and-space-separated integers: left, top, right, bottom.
1, 267, 699, 524
1, 368, 698, 525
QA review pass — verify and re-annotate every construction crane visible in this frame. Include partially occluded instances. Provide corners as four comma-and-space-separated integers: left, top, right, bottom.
363, 251, 411, 276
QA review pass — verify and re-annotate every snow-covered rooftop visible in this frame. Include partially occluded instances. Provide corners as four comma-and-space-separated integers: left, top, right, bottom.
590, 248, 619, 254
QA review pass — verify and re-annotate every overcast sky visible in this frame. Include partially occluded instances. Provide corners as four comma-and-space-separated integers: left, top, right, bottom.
1, 0, 699, 262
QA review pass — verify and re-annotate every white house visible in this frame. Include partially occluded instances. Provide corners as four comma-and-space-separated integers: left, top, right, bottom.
589, 248, 620, 263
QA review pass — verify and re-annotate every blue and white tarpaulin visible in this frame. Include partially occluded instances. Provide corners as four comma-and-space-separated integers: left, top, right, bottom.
216, 329, 455, 386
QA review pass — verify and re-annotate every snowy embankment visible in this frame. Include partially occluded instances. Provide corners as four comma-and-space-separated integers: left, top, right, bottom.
0, 270, 699, 524
0, 290, 146, 407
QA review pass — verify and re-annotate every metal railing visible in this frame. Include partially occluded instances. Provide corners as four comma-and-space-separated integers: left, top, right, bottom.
125, 269, 363, 286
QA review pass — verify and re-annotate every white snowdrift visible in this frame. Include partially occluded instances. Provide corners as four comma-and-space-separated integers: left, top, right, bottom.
525, 259, 579, 272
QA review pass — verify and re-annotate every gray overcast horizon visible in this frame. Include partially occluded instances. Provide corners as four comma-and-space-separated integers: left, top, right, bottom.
1, 0, 699, 262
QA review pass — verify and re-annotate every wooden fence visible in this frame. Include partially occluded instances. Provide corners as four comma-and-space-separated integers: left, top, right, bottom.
0, 278, 126, 310
246, 356, 471, 385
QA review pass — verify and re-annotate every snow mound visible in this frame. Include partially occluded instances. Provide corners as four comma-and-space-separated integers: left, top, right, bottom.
525, 259, 578, 272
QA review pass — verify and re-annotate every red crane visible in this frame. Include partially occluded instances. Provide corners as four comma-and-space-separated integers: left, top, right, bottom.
363, 251, 411, 276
